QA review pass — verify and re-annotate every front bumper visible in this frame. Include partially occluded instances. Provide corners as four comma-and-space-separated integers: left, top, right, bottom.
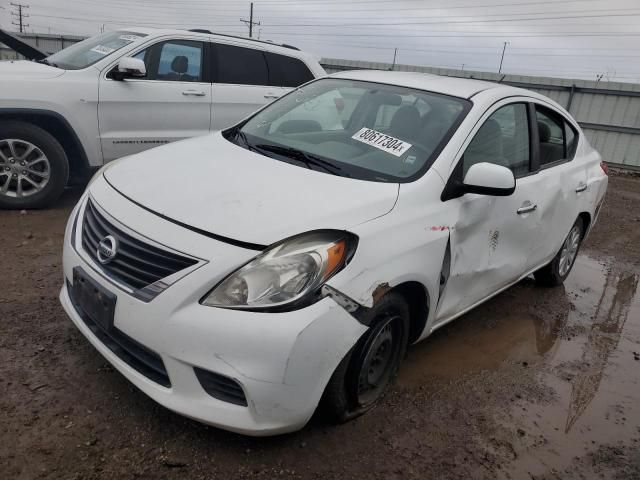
60, 188, 367, 436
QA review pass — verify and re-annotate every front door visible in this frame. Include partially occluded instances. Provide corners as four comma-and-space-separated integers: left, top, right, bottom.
98, 39, 211, 162
436, 102, 541, 322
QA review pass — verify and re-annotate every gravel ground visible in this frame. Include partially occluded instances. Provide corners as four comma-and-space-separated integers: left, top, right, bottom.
1, 172, 639, 480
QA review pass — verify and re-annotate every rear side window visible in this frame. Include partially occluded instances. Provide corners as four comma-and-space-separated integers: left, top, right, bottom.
264, 52, 314, 87
214, 44, 268, 86
535, 105, 578, 166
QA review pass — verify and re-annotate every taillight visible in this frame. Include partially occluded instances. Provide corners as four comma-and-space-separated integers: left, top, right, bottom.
600, 161, 609, 175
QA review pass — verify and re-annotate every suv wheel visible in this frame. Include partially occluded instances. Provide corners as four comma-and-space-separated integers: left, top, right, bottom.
0, 121, 69, 209
534, 217, 584, 286
321, 292, 410, 423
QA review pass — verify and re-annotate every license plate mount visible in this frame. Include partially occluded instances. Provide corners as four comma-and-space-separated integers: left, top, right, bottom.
71, 267, 117, 332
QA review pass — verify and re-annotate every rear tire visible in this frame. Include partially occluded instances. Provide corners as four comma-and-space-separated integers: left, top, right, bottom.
534, 217, 584, 287
321, 292, 410, 423
0, 121, 69, 209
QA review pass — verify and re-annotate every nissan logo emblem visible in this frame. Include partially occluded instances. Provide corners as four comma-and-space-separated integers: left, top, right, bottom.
97, 235, 118, 265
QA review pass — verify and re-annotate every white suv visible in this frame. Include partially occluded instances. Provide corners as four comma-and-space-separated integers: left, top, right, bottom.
0, 28, 325, 209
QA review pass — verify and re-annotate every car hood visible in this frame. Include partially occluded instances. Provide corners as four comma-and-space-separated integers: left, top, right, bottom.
0, 60, 65, 79
103, 132, 400, 247
0, 29, 47, 60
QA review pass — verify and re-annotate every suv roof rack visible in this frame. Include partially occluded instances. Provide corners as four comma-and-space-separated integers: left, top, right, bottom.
187, 29, 300, 51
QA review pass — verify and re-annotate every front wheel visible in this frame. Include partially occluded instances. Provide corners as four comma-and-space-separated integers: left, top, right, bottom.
534, 217, 584, 286
321, 292, 410, 423
0, 121, 69, 209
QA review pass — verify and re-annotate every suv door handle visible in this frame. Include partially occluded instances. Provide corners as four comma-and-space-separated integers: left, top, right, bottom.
517, 203, 537, 215
264, 94, 280, 99
575, 183, 587, 193
182, 90, 206, 96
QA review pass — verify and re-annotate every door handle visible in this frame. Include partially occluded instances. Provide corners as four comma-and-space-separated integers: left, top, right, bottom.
575, 183, 587, 193
517, 203, 537, 215
182, 90, 206, 96
264, 94, 280, 99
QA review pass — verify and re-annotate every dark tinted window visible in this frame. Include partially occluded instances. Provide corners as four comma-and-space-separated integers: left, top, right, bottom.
215, 44, 268, 85
132, 40, 203, 82
265, 52, 314, 87
535, 105, 576, 166
463, 103, 530, 177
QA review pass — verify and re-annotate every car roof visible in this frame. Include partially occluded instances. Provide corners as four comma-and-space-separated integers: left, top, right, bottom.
329, 70, 522, 99
122, 27, 308, 57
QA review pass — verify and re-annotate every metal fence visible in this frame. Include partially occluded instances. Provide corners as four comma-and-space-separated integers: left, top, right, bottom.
0, 32, 84, 60
322, 58, 640, 170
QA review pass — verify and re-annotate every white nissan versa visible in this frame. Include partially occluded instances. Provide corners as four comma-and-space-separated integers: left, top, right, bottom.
60, 71, 608, 436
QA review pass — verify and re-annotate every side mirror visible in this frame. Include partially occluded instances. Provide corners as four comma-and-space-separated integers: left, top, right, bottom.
461, 162, 515, 196
115, 57, 146, 79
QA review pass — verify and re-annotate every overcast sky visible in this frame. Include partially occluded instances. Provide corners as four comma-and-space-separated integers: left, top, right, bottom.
2, 0, 640, 82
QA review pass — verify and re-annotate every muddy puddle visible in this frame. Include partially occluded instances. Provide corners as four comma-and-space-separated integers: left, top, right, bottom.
398, 254, 640, 477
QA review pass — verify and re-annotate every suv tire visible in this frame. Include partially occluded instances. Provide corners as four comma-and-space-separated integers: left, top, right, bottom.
0, 121, 69, 209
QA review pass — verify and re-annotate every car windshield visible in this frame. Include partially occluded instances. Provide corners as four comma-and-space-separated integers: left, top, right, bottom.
45, 31, 147, 70
231, 78, 470, 182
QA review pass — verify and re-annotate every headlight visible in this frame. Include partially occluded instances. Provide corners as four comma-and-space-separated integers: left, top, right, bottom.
201, 231, 357, 310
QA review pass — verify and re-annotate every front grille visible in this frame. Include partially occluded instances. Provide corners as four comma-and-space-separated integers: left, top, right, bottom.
82, 199, 197, 291
194, 367, 248, 406
67, 279, 171, 388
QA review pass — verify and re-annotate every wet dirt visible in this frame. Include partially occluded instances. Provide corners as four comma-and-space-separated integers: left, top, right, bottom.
1, 172, 639, 479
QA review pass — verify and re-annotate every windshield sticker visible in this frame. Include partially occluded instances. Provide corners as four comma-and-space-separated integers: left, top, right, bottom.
352, 128, 412, 157
90, 45, 115, 55
119, 34, 143, 42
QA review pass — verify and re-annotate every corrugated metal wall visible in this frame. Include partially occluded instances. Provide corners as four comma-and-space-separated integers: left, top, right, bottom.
322, 58, 640, 170
1, 32, 84, 60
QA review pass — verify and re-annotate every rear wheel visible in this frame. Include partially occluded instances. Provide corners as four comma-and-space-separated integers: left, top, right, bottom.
322, 292, 410, 423
0, 121, 69, 209
534, 217, 584, 286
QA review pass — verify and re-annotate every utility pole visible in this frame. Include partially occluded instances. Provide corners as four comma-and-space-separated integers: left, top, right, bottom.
498, 41, 509, 74
10, 2, 29, 33
240, 2, 260, 38
390, 48, 397, 71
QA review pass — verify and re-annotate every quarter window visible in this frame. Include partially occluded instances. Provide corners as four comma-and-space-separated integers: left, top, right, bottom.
463, 103, 530, 177
215, 44, 268, 86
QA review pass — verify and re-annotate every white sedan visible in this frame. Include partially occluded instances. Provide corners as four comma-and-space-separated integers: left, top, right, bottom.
60, 70, 608, 436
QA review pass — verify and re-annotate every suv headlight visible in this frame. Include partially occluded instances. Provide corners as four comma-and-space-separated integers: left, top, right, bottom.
201, 231, 357, 310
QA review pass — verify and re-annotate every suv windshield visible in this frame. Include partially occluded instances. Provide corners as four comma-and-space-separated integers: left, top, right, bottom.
231, 78, 470, 182
46, 31, 147, 70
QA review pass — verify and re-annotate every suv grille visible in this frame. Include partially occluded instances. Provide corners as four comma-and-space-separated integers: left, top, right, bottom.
82, 199, 197, 291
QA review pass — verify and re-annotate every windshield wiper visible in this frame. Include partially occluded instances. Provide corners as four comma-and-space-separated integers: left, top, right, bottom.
254, 144, 344, 176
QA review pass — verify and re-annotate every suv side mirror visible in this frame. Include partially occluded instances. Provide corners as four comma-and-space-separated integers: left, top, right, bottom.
113, 57, 146, 80
462, 162, 515, 196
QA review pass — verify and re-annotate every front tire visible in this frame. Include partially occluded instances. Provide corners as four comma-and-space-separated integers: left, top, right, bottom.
321, 292, 410, 423
534, 217, 584, 287
0, 121, 69, 209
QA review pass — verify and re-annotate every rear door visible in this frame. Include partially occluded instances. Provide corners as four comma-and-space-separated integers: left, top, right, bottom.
98, 38, 211, 162
526, 103, 586, 268
210, 44, 315, 130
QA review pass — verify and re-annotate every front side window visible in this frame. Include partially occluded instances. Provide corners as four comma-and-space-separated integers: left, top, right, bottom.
536, 105, 578, 166
215, 44, 268, 86
46, 31, 147, 70
463, 103, 530, 177
132, 40, 203, 82
229, 78, 470, 182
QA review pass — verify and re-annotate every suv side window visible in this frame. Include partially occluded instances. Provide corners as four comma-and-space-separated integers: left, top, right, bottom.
535, 105, 578, 166
132, 40, 204, 82
463, 103, 530, 177
214, 43, 268, 86
264, 52, 314, 87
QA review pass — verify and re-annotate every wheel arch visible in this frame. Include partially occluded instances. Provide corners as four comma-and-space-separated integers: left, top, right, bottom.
0, 108, 91, 182
578, 211, 592, 238
387, 281, 430, 344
